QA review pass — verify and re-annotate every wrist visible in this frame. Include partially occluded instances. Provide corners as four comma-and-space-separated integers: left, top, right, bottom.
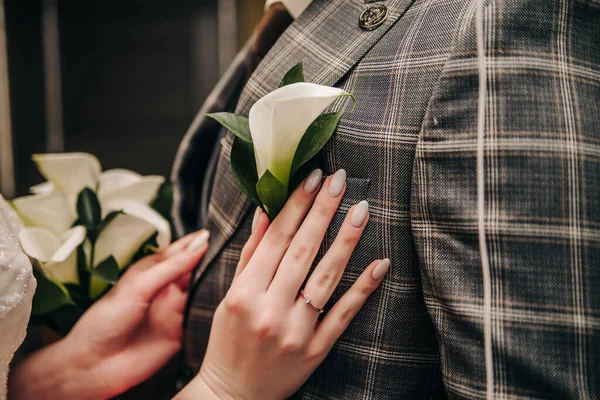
176, 366, 262, 400
175, 374, 223, 400
8, 338, 99, 400
55, 337, 111, 398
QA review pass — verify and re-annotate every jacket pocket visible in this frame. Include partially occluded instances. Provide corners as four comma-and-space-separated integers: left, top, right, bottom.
318, 176, 372, 302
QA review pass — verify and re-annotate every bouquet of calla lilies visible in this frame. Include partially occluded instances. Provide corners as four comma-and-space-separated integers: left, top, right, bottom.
11, 153, 172, 334
208, 62, 355, 219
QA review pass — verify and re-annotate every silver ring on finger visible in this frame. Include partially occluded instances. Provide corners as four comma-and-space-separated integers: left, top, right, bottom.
299, 290, 324, 314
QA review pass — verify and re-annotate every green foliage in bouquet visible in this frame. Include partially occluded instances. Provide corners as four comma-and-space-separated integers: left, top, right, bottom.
19, 177, 174, 336
11, 153, 173, 335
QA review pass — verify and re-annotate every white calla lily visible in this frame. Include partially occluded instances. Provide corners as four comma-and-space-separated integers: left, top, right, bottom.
12, 192, 76, 234
94, 199, 171, 269
249, 82, 350, 186
18, 227, 59, 261
18, 226, 86, 284
98, 169, 164, 205
33, 153, 101, 194
29, 181, 55, 195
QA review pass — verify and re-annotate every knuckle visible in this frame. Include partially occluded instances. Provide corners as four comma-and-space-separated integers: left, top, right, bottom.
268, 227, 293, 247
305, 345, 325, 363
359, 282, 373, 296
253, 312, 280, 339
279, 336, 305, 354
340, 232, 359, 247
338, 304, 358, 327
339, 224, 362, 245
289, 244, 311, 262
223, 296, 245, 315
312, 201, 333, 219
223, 288, 252, 314
314, 269, 336, 289
239, 243, 254, 262
149, 252, 165, 264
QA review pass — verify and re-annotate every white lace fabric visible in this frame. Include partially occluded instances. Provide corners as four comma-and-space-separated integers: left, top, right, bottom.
0, 194, 36, 400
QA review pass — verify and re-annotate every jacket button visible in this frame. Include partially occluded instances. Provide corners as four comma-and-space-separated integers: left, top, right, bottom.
359, 4, 389, 31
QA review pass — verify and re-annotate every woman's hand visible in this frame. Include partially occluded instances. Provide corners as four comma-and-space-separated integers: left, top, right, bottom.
178, 169, 389, 400
9, 230, 210, 400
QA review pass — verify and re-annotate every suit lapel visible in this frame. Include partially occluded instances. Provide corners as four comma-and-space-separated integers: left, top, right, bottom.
240, 0, 415, 107
194, 0, 415, 283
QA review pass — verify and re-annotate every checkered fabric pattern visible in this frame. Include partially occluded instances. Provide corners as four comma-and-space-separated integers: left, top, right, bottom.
173, 0, 600, 398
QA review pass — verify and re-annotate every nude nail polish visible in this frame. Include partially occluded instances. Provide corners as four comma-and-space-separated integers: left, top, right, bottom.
303, 169, 323, 194
371, 259, 390, 280
187, 230, 210, 252
252, 207, 262, 232
351, 201, 369, 227
328, 169, 346, 198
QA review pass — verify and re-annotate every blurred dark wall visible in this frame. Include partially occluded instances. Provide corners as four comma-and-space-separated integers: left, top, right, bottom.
60, 0, 218, 180
5, 0, 262, 197
4, 0, 47, 197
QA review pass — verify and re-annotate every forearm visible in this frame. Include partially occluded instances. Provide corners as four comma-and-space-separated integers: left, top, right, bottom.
7, 339, 104, 400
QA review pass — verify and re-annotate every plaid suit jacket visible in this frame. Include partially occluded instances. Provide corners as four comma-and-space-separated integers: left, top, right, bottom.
172, 0, 600, 398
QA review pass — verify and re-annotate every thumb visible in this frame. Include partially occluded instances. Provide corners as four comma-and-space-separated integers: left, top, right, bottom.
132, 231, 209, 301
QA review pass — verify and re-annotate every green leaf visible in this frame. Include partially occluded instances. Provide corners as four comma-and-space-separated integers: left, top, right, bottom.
65, 284, 93, 309
256, 170, 288, 220
76, 246, 91, 294
48, 304, 85, 336
135, 232, 159, 259
231, 137, 262, 207
289, 155, 320, 194
89, 276, 109, 300
76, 188, 101, 228
151, 182, 174, 220
91, 255, 120, 285
291, 111, 343, 176
32, 268, 74, 315
207, 113, 252, 143
279, 62, 305, 87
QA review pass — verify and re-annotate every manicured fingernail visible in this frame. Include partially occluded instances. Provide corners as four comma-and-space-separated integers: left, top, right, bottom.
351, 200, 369, 227
371, 259, 390, 280
328, 169, 346, 198
303, 169, 322, 194
187, 230, 210, 252
252, 207, 262, 232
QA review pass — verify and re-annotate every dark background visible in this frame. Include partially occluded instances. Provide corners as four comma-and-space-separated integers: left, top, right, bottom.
2, 0, 262, 197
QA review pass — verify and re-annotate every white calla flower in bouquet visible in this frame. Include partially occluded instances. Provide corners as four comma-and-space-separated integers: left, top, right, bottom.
208, 62, 355, 219
10, 152, 172, 334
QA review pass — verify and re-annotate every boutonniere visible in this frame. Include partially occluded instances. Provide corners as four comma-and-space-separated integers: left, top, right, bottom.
208, 62, 355, 219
